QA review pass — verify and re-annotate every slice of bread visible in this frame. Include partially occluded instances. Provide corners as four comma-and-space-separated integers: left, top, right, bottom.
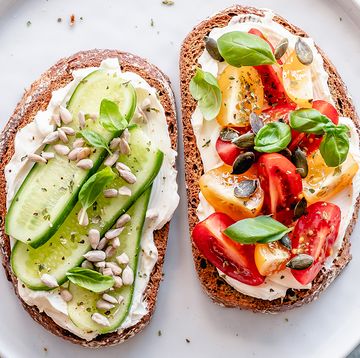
180, 5, 360, 312
0, 49, 177, 347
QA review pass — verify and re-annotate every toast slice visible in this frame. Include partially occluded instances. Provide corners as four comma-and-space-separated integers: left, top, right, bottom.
180, 5, 360, 312
0, 49, 177, 347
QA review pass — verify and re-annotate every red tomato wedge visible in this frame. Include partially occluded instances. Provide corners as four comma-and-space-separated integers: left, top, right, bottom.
192, 212, 264, 286
215, 137, 242, 166
290, 202, 341, 285
262, 103, 296, 122
258, 153, 303, 221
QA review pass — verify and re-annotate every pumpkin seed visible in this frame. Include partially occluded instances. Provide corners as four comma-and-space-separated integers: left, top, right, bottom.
293, 197, 307, 220
274, 38, 289, 60
279, 148, 292, 161
286, 254, 314, 270
204, 36, 224, 62
280, 234, 292, 250
232, 152, 255, 174
249, 113, 264, 134
234, 179, 258, 198
292, 148, 308, 178
219, 127, 239, 142
232, 132, 255, 149
295, 38, 313, 65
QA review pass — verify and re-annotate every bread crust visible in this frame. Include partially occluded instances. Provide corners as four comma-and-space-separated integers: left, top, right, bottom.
0, 49, 177, 347
180, 5, 360, 312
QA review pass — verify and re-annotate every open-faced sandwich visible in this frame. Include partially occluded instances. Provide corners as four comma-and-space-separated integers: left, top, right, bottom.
0, 50, 178, 346
180, 5, 360, 312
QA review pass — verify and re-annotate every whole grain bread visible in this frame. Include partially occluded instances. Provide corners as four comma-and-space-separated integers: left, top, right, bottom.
0, 49, 177, 347
180, 5, 360, 313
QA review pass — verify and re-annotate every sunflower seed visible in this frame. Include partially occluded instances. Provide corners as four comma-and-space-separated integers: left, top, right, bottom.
68, 147, 82, 161
41, 151, 55, 160
78, 111, 86, 129
113, 276, 123, 288
59, 106, 73, 124
73, 138, 85, 148
96, 299, 115, 310
97, 237, 108, 250
81, 260, 94, 269
40, 274, 59, 288
122, 265, 134, 285
77, 147, 91, 161
54, 144, 70, 156
286, 254, 314, 270
102, 293, 118, 304
116, 214, 131, 228
249, 113, 264, 134
117, 295, 124, 304
94, 261, 106, 268
61, 127, 75, 136
83, 250, 106, 262
219, 127, 239, 142
89, 113, 98, 121
43, 131, 59, 144
295, 38, 313, 65
105, 262, 122, 276
110, 138, 121, 150
116, 162, 131, 172
105, 246, 116, 258
293, 197, 308, 220
76, 159, 93, 170
103, 189, 118, 198
111, 237, 120, 248
234, 179, 258, 198
118, 169, 136, 184
50, 113, 61, 127
118, 186, 132, 196
274, 38, 289, 60
60, 289, 73, 302
204, 36, 224, 62
28, 153, 47, 163
104, 151, 119, 167
232, 152, 255, 174
116, 253, 129, 265
119, 138, 130, 155
121, 128, 130, 142
91, 313, 110, 326
77, 207, 89, 226
88, 229, 100, 249
102, 267, 113, 276
105, 228, 124, 240
57, 128, 68, 143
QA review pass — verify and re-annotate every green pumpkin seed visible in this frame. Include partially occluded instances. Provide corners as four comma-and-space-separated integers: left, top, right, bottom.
220, 127, 239, 142
292, 148, 308, 178
280, 234, 292, 250
293, 197, 307, 220
234, 179, 258, 198
295, 38, 313, 65
286, 254, 314, 270
232, 132, 255, 148
232, 152, 255, 174
279, 148, 292, 161
205, 36, 224, 62
274, 38, 289, 60
249, 113, 264, 134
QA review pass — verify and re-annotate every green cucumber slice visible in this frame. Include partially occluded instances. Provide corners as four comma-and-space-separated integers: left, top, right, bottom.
6, 69, 136, 248
67, 188, 151, 334
11, 127, 163, 290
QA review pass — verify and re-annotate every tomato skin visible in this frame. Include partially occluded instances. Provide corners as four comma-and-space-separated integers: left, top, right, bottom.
262, 103, 296, 123
313, 100, 339, 124
258, 153, 303, 221
215, 137, 242, 166
192, 212, 265, 286
290, 202, 341, 285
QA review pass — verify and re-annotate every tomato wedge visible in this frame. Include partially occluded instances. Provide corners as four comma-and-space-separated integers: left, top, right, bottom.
290, 202, 341, 285
262, 103, 296, 123
215, 137, 242, 166
258, 153, 303, 220
192, 212, 264, 286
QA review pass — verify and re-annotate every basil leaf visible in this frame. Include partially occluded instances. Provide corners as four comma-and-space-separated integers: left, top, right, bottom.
224, 216, 292, 244
217, 31, 276, 67
99, 99, 128, 133
254, 122, 291, 153
189, 68, 221, 120
66, 267, 115, 293
78, 167, 116, 210
78, 129, 112, 155
289, 109, 332, 135
320, 127, 350, 167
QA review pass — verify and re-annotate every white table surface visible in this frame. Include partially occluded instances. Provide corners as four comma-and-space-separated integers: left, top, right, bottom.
1, 0, 360, 357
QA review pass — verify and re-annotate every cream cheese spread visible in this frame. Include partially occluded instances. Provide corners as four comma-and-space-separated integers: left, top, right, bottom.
5, 58, 179, 339
191, 11, 360, 300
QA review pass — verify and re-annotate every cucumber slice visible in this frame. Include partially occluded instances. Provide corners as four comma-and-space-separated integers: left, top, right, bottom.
6, 69, 136, 248
67, 188, 151, 334
11, 127, 163, 290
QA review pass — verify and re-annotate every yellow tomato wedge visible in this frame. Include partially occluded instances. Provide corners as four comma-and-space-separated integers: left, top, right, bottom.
254, 242, 290, 276
282, 51, 313, 108
303, 150, 359, 203
217, 66, 264, 127
199, 164, 264, 221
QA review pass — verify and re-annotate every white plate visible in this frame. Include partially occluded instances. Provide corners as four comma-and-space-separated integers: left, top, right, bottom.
0, 0, 360, 357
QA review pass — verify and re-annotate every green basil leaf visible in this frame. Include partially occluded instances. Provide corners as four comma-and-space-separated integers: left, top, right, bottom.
254, 122, 291, 153
217, 31, 276, 67
78, 167, 116, 210
320, 127, 349, 167
189, 68, 222, 120
289, 109, 332, 135
224, 216, 292, 244
99, 99, 128, 133
78, 129, 112, 155
66, 267, 115, 293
